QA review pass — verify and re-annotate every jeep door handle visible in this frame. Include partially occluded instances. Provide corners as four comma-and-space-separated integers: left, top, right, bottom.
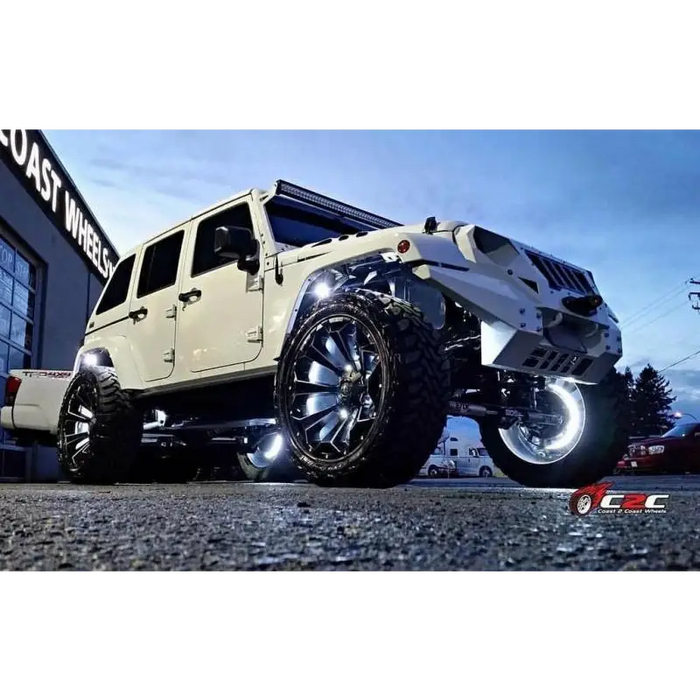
178, 288, 202, 302
128, 306, 148, 320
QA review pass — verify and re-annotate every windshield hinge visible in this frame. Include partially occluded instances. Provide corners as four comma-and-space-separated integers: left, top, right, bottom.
275, 255, 284, 284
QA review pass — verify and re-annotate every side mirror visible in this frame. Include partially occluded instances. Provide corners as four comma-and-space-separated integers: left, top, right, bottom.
214, 226, 259, 272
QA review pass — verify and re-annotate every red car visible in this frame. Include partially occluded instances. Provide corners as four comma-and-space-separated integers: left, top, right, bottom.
619, 422, 700, 474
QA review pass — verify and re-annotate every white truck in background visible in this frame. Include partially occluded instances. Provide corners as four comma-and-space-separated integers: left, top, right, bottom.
418, 427, 495, 478
1, 178, 626, 489
444, 434, 495, 477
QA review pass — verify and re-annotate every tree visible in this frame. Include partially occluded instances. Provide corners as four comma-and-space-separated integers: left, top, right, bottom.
630, 364, 676, 436
610, 365, 634, 438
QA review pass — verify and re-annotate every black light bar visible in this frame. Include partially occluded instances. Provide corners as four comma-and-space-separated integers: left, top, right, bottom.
274, 179, 403, 230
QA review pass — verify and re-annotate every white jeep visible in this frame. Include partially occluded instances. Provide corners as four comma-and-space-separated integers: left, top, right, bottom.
1, 180, 625, 488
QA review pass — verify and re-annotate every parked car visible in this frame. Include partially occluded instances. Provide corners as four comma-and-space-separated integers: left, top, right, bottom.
619, 422, 700, 474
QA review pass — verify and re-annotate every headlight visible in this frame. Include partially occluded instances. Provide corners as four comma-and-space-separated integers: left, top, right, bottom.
647, 445, 665, 455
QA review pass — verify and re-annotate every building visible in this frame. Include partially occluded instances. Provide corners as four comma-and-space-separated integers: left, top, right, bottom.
0, 129, 119, 481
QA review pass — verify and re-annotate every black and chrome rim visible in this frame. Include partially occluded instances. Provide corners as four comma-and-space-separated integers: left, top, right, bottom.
286, 315, 386, 461
61, 381, 97, 473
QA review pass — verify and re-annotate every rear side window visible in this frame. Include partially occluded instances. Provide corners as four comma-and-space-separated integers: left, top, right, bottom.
192, 203, 254, 277
137, 231, 184, 297
450, 448, 458, 456
96, 255, 135, 315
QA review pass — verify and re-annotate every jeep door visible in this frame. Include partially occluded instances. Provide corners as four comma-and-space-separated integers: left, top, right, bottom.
176, 198, 263, 373
127, 227, 186, 382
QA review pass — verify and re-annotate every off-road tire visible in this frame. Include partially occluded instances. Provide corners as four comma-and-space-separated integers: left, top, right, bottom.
57, 367, 143, 484
479, 371, 628, 488
276, 290, 450, 488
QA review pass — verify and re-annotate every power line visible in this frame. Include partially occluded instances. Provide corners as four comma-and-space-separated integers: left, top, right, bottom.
620, 279, 691, 328
660, 348, 700, 373
622, 298, 690, 337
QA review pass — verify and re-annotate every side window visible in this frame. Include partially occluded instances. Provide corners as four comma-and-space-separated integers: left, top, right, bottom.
96, 255, 135, 315
449, 448, 459, 457
469, 448, 478, 457
137, 231, 184, 298
192, 203, 254, 277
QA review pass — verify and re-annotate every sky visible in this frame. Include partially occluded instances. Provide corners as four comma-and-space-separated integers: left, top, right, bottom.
44, 130, 700, 436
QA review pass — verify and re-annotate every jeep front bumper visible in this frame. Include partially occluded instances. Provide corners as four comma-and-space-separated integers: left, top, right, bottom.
412, 262, 621, 384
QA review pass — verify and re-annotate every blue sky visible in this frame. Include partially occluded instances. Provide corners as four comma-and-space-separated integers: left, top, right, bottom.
45, 130, 700, 433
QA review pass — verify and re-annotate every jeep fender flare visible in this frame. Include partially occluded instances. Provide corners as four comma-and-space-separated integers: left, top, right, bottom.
74, 336, 145, 391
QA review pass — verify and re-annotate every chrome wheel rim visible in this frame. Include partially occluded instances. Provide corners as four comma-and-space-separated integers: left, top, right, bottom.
287, 315, 385, 460
499, 378, 586, 465
62, 382, 97, 474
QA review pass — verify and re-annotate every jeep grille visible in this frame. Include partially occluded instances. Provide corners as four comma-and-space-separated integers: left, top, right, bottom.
526, 252, 594, 295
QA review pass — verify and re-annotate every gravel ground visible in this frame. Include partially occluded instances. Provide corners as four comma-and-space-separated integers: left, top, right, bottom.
1, 475, 698, 570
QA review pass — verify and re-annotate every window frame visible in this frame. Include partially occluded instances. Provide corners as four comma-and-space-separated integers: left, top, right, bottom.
95, 254, 136, 316
190, 202, 255, 279
136, 230, 185, 299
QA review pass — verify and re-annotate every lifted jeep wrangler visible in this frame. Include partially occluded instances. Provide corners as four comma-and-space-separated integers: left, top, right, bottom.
56, 179, 625, 488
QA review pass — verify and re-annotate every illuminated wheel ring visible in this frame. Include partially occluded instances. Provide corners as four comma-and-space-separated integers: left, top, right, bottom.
499, 378, 587, 465
245, 431, 286, 470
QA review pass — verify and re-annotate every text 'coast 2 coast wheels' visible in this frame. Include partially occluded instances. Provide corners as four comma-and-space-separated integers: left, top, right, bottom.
275, 290, 451, 488
57, 366, 143, 484
479, 372, 627, 489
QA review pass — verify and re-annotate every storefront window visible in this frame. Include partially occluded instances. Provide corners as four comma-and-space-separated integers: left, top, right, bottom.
0, 229, 38, 451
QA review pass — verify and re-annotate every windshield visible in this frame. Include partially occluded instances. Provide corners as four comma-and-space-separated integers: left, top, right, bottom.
662, 423, 699, 438
265, 200, 366, 248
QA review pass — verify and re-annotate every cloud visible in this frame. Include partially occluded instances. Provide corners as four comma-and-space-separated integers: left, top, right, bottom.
666, 369, 700, 403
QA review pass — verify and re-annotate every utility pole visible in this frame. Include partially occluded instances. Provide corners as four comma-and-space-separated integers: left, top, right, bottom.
689, 279, 700, 311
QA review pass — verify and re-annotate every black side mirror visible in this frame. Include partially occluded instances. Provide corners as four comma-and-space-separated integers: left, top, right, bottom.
214, 226, 259, 273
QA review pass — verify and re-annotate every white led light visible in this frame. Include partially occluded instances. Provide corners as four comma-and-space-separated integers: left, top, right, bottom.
313, 282, 332, 298
82, 353, 98, 367
546, 382, 583, 451
339, 408, 349, 419
263, 433, 284, 460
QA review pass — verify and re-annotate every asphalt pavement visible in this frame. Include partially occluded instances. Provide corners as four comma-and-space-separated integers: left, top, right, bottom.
1, 474, 699, 570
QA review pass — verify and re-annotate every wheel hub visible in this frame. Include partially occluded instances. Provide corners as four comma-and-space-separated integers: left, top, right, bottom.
339, 369, 365, 404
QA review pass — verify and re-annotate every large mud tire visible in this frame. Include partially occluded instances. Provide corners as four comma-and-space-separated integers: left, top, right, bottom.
479, 371, 628, 488
57, 367, 143, 484
276, 290, 450, 488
